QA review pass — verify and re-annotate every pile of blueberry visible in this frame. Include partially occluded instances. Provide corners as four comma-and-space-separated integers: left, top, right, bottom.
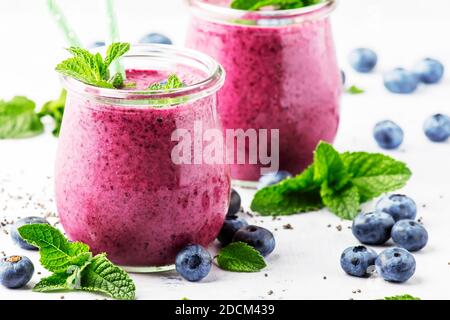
89, 32, 173, 49
0, 217, 49, 289
340, 194, 428, 283
176, 188, 276, 282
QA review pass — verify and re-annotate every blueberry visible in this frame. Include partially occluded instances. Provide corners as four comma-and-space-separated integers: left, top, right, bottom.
391, 220, 428, 252
0, 255, 34, 289
375, 194, 417, 222
139, 33, 172, 45
352, 212, 395, 245
175, 244, 212, 282
257, 170, 293, 190
227, 189, 241, 217
373, 120, 404, 150
340, 246, 378, 277
348, 48, 377, 73
341, 70, 346, 85
383, 68, 419, 94
232, 225, 275, 257
11, 217, 50, 250
413, 58, 444, 84
375, 247, 416, 283
423, 113, 450, 142
88, 41, 106, 48
217, 216, 248, 246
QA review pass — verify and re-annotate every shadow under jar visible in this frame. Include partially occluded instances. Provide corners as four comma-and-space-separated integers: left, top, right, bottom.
56, 44, 229, 271
186, 0, 341, 183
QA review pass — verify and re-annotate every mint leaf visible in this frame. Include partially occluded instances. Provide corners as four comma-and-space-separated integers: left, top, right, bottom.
251, 165, 323, 215
216, 242, 266, 272
314, 141, 350, 190
0, 96, 44, 139
231, 0, 321, 10
384, 294, 420, 300
80, 254, 136, 300
56, 42, 130, 89
18, 224, 90, 273
347, 85, 365, 94
39, 90, 66, 137
148, 73, 184, 91
341, 152, 412, 202
33, 273, 70, 293
321, 184, 360, 219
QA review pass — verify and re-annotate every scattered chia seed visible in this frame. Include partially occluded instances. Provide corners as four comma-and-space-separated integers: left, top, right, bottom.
323, 276, 327, 280
267, 290, 274, 295
283, 223, 293, 230
327, 224, 331, 228
336, 225, 342, 231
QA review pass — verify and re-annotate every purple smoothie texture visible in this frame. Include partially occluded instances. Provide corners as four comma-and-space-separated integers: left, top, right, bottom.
56, 70, 230, 267
187, 1, 341, 181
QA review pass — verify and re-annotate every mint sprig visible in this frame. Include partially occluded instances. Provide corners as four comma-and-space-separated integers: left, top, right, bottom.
18, 224, 135, 300
0, 96, 44, 139
384, 294, 421, 300
39, 89, 66, 137
251, 141, 412, 220
56, 42, 130, 89
148, 74, 184, 91
231, 0, 322, 10
216, 242, 266, 272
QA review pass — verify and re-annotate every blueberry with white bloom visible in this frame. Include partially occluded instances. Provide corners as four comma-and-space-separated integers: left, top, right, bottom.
375, 247, 416, 283
175, 244, 212, 282
348, 48, 378, 73
217, 215, 248, 246
423, 113, 450, 142
383, 68, 419, 94
227, 189, 241, 217
340, 245, 378, 277
11, 216, 50, 250
413, 58, 444, 84
139, 33, 172, 45
391, 220, 428, 252
373, 120, 404, 150
233, 225, 275, 257
0, 256, 34, 289
340, 70, 346, 85
257, 170, 293, 190
88, 41, 106, 48
376, 194, 417, 222
352, 211, 395, 245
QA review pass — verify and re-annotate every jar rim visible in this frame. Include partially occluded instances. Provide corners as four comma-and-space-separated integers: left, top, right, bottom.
187, 0, 336, 25
61, 44, 225, 104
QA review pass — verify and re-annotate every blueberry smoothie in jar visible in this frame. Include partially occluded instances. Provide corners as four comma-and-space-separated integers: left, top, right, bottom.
56, 45, 229, 270
186, 0, 341, 182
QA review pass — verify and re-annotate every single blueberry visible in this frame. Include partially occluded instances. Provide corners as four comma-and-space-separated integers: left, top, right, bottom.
340, 245, 378, 277
227, 189, 241, 217
0, 255, 34, 289
375, 247, 416, 283
352, 211, 395, 245
257, 170, 293, 190
423, 113, 450, 142
391, 220, 428, 252
139, 33, 172, 45
348, 48, 378, 73
175, 244, 212, 282
383, 68, 419, 94
88, 41, 106, 48
217, 216, 248, 246
11, 217, 50, 250
373, 120, 404, 150
375, 194, 417, 222
341, 70, 346, 85
413, 58, 444, 84
232, 225, 275, 257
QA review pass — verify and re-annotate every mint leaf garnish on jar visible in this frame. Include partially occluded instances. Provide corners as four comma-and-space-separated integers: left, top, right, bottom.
231, 0, 323, 11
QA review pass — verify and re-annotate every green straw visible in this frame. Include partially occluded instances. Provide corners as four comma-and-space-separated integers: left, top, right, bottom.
105, 0, 125, 78
47, 0, 81, 47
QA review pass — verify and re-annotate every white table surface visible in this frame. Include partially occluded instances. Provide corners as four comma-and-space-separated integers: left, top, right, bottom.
1, 0, 449, 300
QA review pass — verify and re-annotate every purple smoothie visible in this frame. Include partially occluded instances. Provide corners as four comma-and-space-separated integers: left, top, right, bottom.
187, 0, 341, 181
56, 68, 230, 267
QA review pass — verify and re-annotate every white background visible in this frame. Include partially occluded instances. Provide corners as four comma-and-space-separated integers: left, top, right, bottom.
0, 0, 449, 300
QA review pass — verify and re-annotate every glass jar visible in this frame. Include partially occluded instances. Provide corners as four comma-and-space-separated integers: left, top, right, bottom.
56, 44, 229, 271
186, 0, 341, 183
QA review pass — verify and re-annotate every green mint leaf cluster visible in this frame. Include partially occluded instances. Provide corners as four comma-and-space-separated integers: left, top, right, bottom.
231, 0, 322, 10
384, 294, 421, 300
216, 242, 266, 272
148, 74, 184, 91
0, 96, 44, 139
18, 224, 135, 300
39, 89, 66, 137
56, 42, 130, 89
251, 141, 412, 220
347, 85, 365, 94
